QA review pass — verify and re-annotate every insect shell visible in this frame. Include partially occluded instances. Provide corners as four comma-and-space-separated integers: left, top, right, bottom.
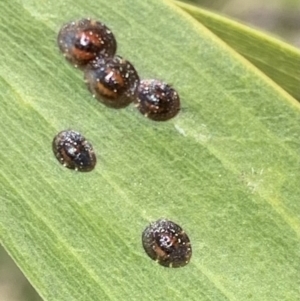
52, 130, 96, 172
134, 79, 180, 121
142, 219, 192, 268
57, 18, 117, 68
84, 55, 140, 109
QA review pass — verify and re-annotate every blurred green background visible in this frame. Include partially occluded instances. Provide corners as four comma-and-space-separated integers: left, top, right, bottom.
0, 0, 299, 300
183, 0, 300, 47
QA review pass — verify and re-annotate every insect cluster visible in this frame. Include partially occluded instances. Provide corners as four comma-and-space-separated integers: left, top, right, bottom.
57, 18, 180, 121
53, 18, 191, 269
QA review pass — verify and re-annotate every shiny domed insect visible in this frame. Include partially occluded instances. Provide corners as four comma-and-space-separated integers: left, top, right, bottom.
52, 130, 96, 172
142, 219, 192, 268
135, 79, 180, 121
84, 55, 140, 108
57, 18, 117, 67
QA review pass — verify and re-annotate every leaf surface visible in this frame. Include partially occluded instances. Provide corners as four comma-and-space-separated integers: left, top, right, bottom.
174, 0, 300, 101
0, 1, 299, 301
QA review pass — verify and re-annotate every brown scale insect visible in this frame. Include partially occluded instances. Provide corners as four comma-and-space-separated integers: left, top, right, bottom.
57, 18, 117, 67
135, 79, 180, 121
84, 55, 140, 109
142, 219, 192, 268
52, 130, 96, 172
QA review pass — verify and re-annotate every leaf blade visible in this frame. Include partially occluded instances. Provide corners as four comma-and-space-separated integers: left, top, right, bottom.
0, 1, 299, 301
174, 0, 300, 101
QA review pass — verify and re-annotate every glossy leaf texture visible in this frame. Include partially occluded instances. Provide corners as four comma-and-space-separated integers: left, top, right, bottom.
174, 0, 300, 101
0, 0, 299, 301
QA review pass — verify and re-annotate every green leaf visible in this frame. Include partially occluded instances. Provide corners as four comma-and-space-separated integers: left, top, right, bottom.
0, 0, 299, 301
174, 0, 300, 101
